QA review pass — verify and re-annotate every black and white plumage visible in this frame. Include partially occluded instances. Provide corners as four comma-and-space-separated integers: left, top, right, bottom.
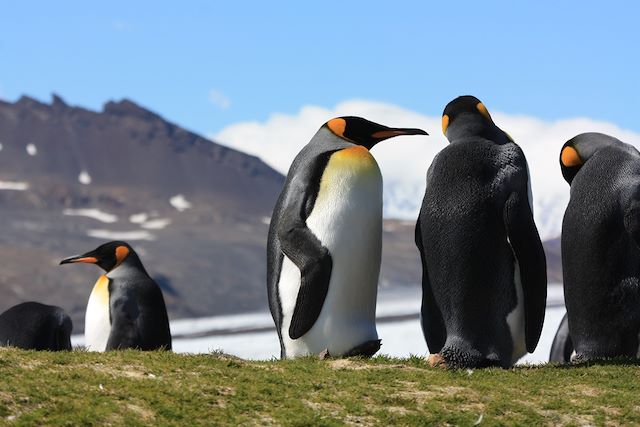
0, 302, 72, 351
416, 96, 547, 368
267, 117, 427, 358
560, 132, 640, 361
60, 241, 171, 351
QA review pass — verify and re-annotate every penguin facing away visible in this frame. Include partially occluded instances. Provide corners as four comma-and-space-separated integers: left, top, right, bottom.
549, 312, 573, 363
268, 116, 428, 358
416, 95, 547, 368
60, 241, 171, 351
0, 302, 72, 351
560, 132, 640, 361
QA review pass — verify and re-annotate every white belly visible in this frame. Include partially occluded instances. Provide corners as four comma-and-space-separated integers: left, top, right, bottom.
85, 275, 111, 352
506, 171, 533, 364
279, 146, 382, 357
506, 256, 526, 363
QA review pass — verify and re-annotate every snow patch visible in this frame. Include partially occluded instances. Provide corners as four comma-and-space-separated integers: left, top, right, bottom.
87, 229, 155, 241
78, 171, 92, 185
170, 194, 192, 212
140, 218, 171, 229
129, 213, 149, 224
26, 144, 37, 156
63, 209, 118, 223
261, 216, 271, 225
0, 181, 29, 191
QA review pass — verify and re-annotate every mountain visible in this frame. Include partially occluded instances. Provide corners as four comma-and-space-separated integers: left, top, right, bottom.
0, 94, 285, 329
0, 94, 562, 332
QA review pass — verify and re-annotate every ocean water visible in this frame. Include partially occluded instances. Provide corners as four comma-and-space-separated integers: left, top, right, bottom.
72, 285, 566, 364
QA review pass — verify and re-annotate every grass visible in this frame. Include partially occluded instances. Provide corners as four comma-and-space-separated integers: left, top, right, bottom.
0, 349, 639, 426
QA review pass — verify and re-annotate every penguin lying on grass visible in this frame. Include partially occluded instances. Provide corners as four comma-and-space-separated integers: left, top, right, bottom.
560, 132, 640, 362
0, 302, 72, 351
60, 241, 171, 351
416, 96, 547, 368
268, 116, 427, 358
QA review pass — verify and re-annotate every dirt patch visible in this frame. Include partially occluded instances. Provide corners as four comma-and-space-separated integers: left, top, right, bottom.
126, 403, 155, 421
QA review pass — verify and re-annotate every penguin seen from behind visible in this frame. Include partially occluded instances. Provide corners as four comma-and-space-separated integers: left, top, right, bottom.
416, 95, 547, 368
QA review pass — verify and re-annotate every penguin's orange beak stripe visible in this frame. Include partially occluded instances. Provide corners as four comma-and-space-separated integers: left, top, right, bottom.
60, 256, 98, 264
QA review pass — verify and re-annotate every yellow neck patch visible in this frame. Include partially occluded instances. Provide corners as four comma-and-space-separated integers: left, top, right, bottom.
561, 146, 582, 167
441, 115, 449, 135
327, 118, 347, 138
92, 275, 110, 306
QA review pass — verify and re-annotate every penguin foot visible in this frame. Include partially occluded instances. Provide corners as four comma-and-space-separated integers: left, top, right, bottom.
427, 353, 447, 369
344, 339, 382, 358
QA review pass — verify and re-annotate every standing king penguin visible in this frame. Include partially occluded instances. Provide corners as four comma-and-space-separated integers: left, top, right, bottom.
268, 116, 427, 358
0, 302, 72, 351
60, 241, 171, 351
560, 132, 640, 361
416, 96, 547, 368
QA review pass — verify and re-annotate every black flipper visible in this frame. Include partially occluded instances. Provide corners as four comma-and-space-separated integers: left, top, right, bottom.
549, 312, 573, 363
504, 190, 547, 352
106, 294, 141, 350
623, 192, 640, 247
275, 151, 337, 340
415, 219, 447, 353
278, 192, 333, 340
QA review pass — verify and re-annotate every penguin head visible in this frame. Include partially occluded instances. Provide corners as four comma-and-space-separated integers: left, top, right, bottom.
324, 116, 427, 149
442, 95, 510, 143
560, 132, 623, 184
59, 241, 138, 273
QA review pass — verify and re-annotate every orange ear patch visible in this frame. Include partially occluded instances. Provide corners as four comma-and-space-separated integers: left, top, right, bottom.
561, 146, 582, 167
476, 102, 492, 121
442, 115, 449, 135
115, 246, 130, 268
327, 118, 347, 138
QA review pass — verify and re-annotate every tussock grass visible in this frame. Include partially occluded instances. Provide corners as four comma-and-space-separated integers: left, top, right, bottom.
0, 348, 639, 425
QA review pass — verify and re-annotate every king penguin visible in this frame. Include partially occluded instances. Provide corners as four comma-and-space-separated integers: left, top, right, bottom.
415, 95, 547, 368
0, 302, 72, 351
560, 132, 640, 361
268, 116, 428, 359
60, 241, 171, 351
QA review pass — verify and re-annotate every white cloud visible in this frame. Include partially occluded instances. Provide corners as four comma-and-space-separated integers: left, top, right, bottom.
213, 100, 640, 240
209, 89, 231, 110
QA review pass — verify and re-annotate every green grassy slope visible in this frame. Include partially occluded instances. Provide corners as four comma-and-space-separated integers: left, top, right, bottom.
0, 349, 639, 426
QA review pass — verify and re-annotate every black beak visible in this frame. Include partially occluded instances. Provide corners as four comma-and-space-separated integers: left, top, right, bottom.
59, 254, 98, 265
371, 127, 429, 141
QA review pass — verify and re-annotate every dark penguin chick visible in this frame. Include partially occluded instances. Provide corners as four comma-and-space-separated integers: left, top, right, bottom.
268, 116, 427, 359
60, 241, 171, 351
416, 95, 547, 369
0, 302, 72, 351
549, 312, 573, 363
560, 132, 640, 361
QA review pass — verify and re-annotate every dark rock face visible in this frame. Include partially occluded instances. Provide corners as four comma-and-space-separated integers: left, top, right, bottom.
0, 94, 284, 330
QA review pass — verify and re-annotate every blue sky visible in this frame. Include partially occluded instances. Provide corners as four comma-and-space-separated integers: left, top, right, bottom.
1, 1, 639, 136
